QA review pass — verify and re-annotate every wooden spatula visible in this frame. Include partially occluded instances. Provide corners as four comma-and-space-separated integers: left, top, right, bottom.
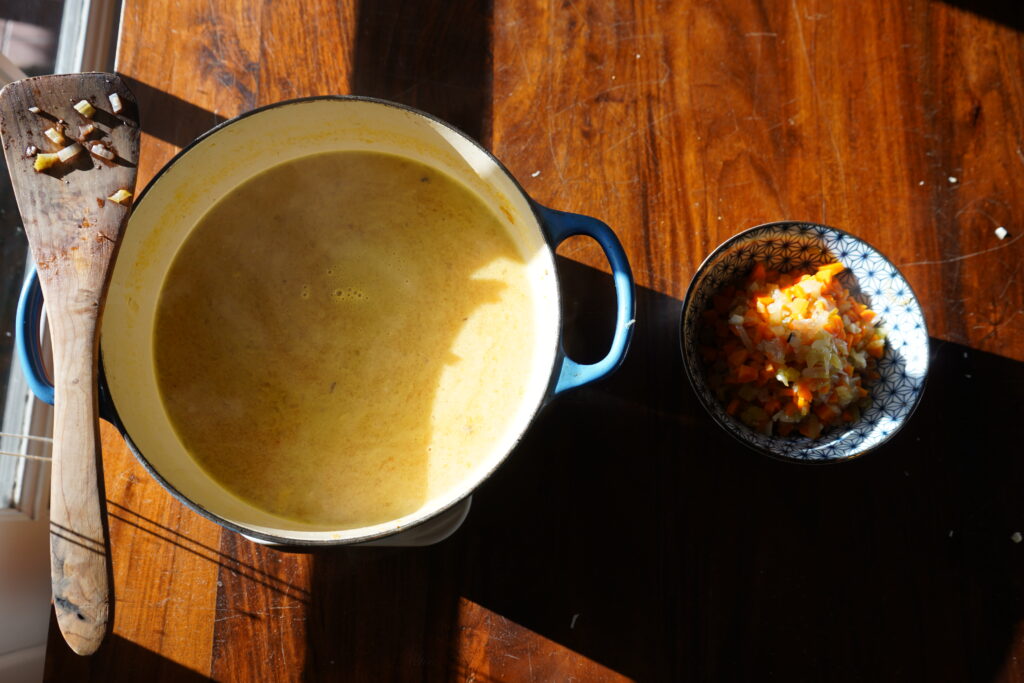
0, 73, 139, 655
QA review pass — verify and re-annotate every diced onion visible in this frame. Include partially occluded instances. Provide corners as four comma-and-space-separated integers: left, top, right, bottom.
89, 143, 115, 160
73, 99, 96, 118
108, 92, 123, 114
44, 127, 66, 146
57, 142, 83, 162
108, 189, 133, 205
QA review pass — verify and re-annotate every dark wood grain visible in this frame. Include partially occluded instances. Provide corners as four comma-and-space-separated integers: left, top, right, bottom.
44, 0, 1024, 680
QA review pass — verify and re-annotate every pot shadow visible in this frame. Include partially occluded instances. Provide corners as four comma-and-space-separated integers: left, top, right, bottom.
448, 257, 1024, 682
350, 0, 492, 141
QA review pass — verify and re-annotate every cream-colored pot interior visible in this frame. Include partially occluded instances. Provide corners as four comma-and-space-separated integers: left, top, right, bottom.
102, 98, 560, 544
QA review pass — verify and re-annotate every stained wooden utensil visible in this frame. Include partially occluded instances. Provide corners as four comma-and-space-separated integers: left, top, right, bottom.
0, 73, 139, 655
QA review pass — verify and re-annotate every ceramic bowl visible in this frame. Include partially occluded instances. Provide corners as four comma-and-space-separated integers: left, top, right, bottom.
680, 222, 929, 463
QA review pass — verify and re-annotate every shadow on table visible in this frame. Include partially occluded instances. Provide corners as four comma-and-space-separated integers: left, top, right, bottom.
350, 0, 492, 142
301, 255, 1024, 682
44, 623, 213, 682
448, 257, 1024, 682
937, 0, 1024, 31
119, 77, 227, 149
294, 253, 1024, 679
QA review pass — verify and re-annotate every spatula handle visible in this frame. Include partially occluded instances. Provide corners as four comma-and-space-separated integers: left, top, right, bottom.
47, 308, 109, 655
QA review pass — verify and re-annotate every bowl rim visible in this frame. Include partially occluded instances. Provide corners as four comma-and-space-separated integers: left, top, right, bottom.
678, 220, 930, 465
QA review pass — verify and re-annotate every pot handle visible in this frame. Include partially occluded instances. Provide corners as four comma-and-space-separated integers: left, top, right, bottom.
534, 204, 635, 395
16, 267, 54, 405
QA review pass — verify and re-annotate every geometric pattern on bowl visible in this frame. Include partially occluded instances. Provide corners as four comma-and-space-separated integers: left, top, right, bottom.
680, 222, 930, 462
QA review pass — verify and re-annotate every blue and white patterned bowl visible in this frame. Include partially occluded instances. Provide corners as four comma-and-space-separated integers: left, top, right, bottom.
680, 222, 929, 463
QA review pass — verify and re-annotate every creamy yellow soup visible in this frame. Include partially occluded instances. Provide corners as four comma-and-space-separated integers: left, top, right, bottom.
153, 151, 535, 529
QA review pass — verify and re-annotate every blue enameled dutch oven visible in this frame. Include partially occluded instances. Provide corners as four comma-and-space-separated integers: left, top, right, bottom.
16, 97, 635, 546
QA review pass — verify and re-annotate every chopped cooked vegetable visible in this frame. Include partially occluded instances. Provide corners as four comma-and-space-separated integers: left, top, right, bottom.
44, 126, 66, 146
700, 261, 886, 438
89, 142, 114, 160
27, 105, 40, 114
73, 99, 96, 118
33, 153, 59, 172
108, 188, 132, 205
79, 123, 96, 139
108, 92, 123, 114
57, 143, 83, 162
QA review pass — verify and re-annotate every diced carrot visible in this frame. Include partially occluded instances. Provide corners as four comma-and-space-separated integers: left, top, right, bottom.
734, 365, 758, 383
727, 348, 749, 366
815, 262, 845, 283
814, 403, 840, 421
726, 398, 740, 415
798, 415, 823, 438
713, 292, 733, 314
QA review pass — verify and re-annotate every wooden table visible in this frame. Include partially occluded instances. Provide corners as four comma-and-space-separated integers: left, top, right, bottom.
44, 0, 1024, 680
